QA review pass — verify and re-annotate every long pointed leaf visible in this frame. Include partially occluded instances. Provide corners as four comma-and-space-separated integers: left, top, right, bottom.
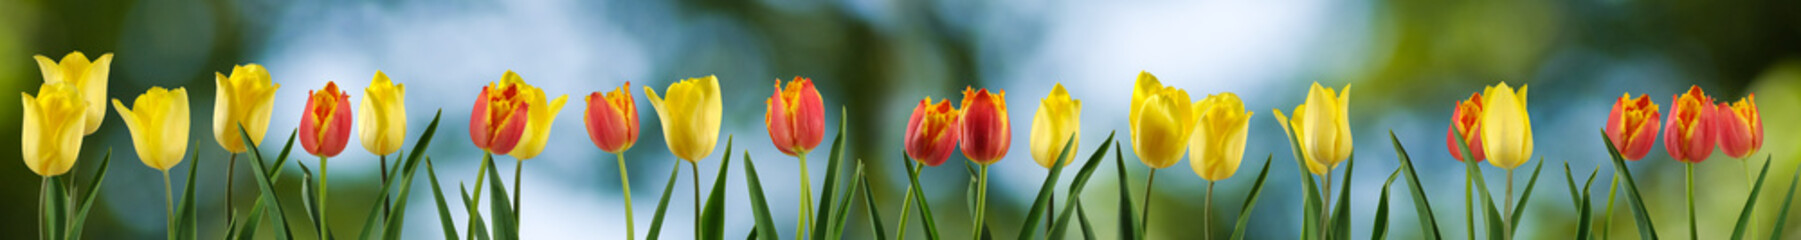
459, 184, 491, 240
901, 154, 941, 240
1048, 132, 1118, 240
809, 110, 848, 239
380, 110, 443, 239
483, 154, 519, 240
1730, 157, 1774, 240
829, 162, 866, 239
239, 130, 301, 240
1113, 141, 1139, 240
1577, 168, 1598, 240
699, 137, 736, 239
426, 160, 461, 240
1455, 129, 1507, 240
1387, 131, 1444, 239
646, 161, 683, 240
1287, 123, 1323, 240
65, 149, 112, 239
1331, 154, 1357, 239
742, 152, 779, 240
1372, 169, 1401, 240
1016, 135, 1079, 239
859, 168, 888, 240
1228, 156, 1274, 240
1508, 159, 1547, 234
1767, 165, 1800, 240
1598, 129, 1658, 239
176, 150, 202, 240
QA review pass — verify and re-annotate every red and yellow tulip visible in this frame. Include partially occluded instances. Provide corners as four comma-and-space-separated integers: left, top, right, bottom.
766, 77, 826, 156
1664, 86, 1719, 163
300, 82, 353, 157
1718, 94, 1761, 159
505, 72, 568, 160
586, 82, 640, 154
905, 97, 960, 166
470, 72, 532, 155
1445, 93, 1485, 162
959, 87, 1010, 165
1605, 93, 1661, 161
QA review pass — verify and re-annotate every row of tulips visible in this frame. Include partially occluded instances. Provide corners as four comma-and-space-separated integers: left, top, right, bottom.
16, 50, 1796, 240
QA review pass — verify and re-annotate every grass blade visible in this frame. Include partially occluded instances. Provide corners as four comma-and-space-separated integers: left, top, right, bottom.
901, 154, 941, 240
65, 149, 112, 239
1112, 141, 1140, 240
1331, 155, 1357, 240
646, 161, 683, 240
742, 151, 780, 240
1015, 135, 1079, 239
176, 144, 203, 239
1048, 132, 1117, 240
1387, 131, 1444, 239
859, 169, 889, 240
1228, 156, 1274, 240
1076, 200, 1096, 240
1598, 129, 1658, 239
1577, 168, 1598, 240
426, 160, 461, 240
1372, 169, 1401, 240
459, 184, 491, 240
829, 162, 866, 239
1508, 159, 1547, 234
1287, 124, 1323, 240
483, 153, 520, 240
1730, 156, 1774, 240
810, 110, 848, 240
1768, 165, 1800, 240
699, 137, 736, 239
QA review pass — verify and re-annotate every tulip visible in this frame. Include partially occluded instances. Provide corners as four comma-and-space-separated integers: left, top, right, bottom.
1130, 71, 1195, 169
300, 82, 354, 157
21, 83, 88, 177
959, 87, 1010, 165
1272, 82, 1352, 175
766, 77, 826, 156
504, 72, 569, 161
1189, 92, 1251, 181
113, 87, 191, 171
1605, 93, 1661, 161
213, 64, 280, 153
586, 82, 640, 239
1664, 86, 1718, 163
357, 71, 407, 156
1718, 94, 1761, 159
1031, 83, 1081, 168
34, 51, 112, 135
586, 82, 640, 154
469, 72, 531, 155
905, 97, 960, 167
645, 75, 724, 163
1480, 83, 1532, 170
1445, 93, 1485, 162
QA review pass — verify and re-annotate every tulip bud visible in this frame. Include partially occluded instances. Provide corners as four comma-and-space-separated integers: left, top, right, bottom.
1030, 83, 1081, 168
1274, 82, 1352, 175
471, 72, 532, 155
1190, 92, 1251, 181
1445, 93, 1485, 162
357, 71, 407, 156
34, 51, 113, 135
766, 77, 826, 156
960, 87, 1011, 165
300, 82, 353, 157
505, 72, 569, 160
1130, 72, 1196, 169
1664, 86, 1719, 163
1479, 82, 1533, 170
905, 97, 960, 166
113, 87, 191, 171
21, 83, 89, 176
646, 76, 724, 163
586, 82, 640, 153
213, 64, 280, 153
1718, 94, 1761, 159
1605, 93, 1660, 161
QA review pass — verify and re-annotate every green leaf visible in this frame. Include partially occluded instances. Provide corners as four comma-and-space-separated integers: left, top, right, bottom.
1563, 163, 1582, 211
1331, 154, 1357, 240
1768, 165, 1800, 240
297, 163, 324, 238
1113, 141, 1140, 240
1730, 157, 1774, 240
1016, 135, 1079, 239
237, 131, 301, 240
1076, 200, 1095, 240
742, 151, 779, 240
382, 110, 444, 240
646, 161, 683, 240
65, 148, 113, 240
1386, 131, 1444, 239
483, 154, 519, 240
859, 168, 889, 240
1598, 129, 1658, 239
1372, 169, 1401, 240
699, 137, 736, 239
1576, 168, 1598, 240
176, 150, 202, 240
45, 176, 68, 240
1228, 156, 1273, 240
810, 110, 849, 240
1049, 131, 1118, 240
1454, 130, 1506, 240
459, 184, 491, 240
829, 162, 866, 239
426, 160, 461, 240
901, 153, 941, 240
1509, 159, 1547, 234
1286, 124, 1323, 240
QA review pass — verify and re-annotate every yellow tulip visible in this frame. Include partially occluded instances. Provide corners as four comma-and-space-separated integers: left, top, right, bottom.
357, 71, 408, 156
34, 51, 113, 135
113, 87, 191, 171
213, 64, 280, 153
1030, 83, 1082, 168
1190, 92, 1252, 181
1479, 82, 1532, 170
503, 71, 569, 160
645, 75, 723, 162
21, 83, 88, 177
1273, 82, 1352, 175
1129, 71, 1195, 169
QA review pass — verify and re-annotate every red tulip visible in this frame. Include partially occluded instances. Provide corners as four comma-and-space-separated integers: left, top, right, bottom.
959, 87, 1010, 165
1606, 93, 1661, 161
300, 81, 354, 157
905, 97, 960, 166
766, 77, 825, 156
586, 82, 639, 153
1718, 94, 1761, 159
1664, 86, 1720, 163
470, 76, 531, 154
1444, 92, 1485, 162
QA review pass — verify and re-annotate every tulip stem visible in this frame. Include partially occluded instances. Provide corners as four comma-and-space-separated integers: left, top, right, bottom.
163, 171, 174, 239
895, 164, 920, 240
1504, 169, 1513, 240
320, 156, 331, 239
514, 159, 523, 224
617, 153, 636, 240
1204, 180, 1214, 240
226, 153, 238, 229
1741, 158, 1757, 237
1466, 173, 1475, 240
972, 164, 992, 240
1686, 163, 1696, 240
691, 160, 700, 238
468, 152, 493, 240
796, 153, 813, 240
379, 154, 390, 219
1142, 168, 1158, 236
1603, 174, 1619, 240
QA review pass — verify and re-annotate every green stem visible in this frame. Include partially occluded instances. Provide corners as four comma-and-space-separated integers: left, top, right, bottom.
164, 171, 175, 240
1741, 158, 1757, 238
380, 154, 391, 219
40, 177, 47, 240
320, 156, 331, 239
1205, 181, 1214, 240
1142, 168, 1159, 236
972, 164, 991, 240
796, 154, 812, 240
1321, 170, 1333, 240
617, 153, 636, 240
896, 165, 919, 240
1604, 174, 1618, 240
467, 152, 493, 240
691, 160, 700, 238
1687, 163, 1696, 240
1505, 169, 1514, 240
227, 153, 238, 229
1466, 174, 1475, 240
514, 159, 524, 224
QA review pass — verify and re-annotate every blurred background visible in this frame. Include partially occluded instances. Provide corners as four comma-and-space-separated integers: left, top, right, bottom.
4, 0, 1801, 239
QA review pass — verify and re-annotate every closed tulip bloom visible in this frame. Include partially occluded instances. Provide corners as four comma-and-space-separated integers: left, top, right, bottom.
113, 87, 190, 171
1664, 86, 1719, 163
504, 72, 569, 160
1479, 83, 1533, 170
1189, 92, 1251, 181
1445, 93, 1485, 162
766, 77, 826, 156
1030, 83, 1081, 168
905, 97, 961, 166
960, 87, 1011, 165
21, 83, 88, 177
586, 82, 640, 153
34, 51, 113, 135
645, 75, 724, 162
213, 64, 280, 153
1130, 72, 1196, 169
1718, 95, 1761, 159
1273, 82, 1353, 175
300, 82, 353, 157
470, 72, 532, 154
357, 71, 407, 156
1605, 93, 1661, 161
